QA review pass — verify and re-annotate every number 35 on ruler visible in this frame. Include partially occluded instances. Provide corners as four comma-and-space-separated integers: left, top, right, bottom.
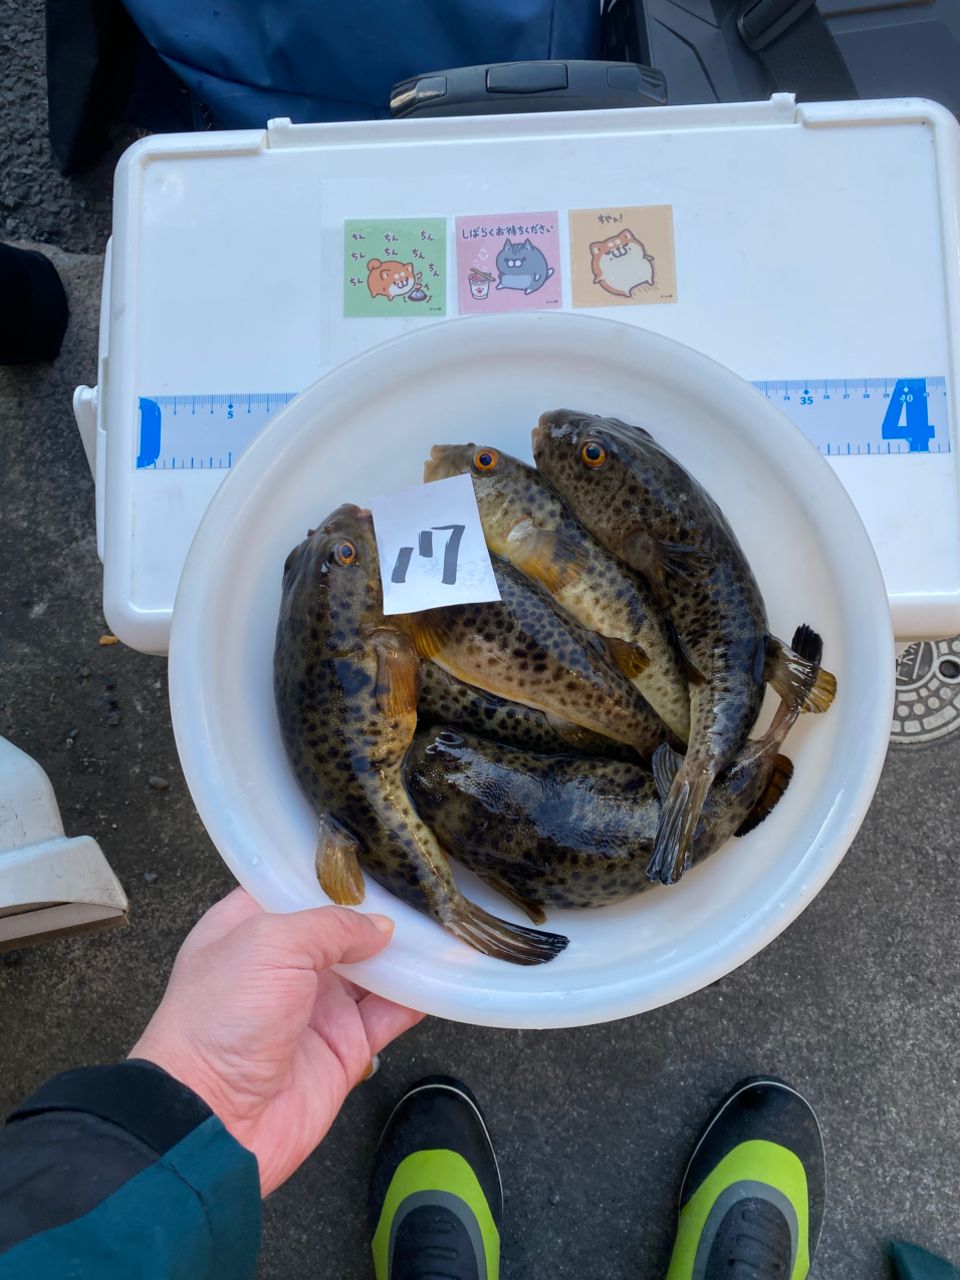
370, 474, 501, 616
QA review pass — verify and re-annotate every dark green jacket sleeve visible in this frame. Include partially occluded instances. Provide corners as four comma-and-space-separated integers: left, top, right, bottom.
0, 1060, 261, 1279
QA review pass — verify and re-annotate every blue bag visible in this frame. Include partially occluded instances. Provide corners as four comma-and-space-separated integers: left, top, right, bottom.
119, 0, 602, 127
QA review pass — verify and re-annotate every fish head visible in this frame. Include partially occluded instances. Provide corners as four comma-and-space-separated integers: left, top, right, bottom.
424, 443, 559, 554
280, 503, 383, 647
532, 409, 659, 539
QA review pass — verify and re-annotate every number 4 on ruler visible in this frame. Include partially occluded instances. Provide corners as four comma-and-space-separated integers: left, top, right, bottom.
881, 379, 934, 452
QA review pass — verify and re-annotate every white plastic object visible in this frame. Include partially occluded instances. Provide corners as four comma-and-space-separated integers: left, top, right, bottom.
0, 737, 128, 950
79, 96, 960, 653
168, 313, 894, 1029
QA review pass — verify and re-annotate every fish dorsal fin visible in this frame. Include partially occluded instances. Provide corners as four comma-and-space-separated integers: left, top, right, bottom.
606, 635, 650, 679
652, 743, 684, 802
315, 813, 365, 905
734, 754, 794, 837
507, 520, 589, 595
370, 628, 421, 719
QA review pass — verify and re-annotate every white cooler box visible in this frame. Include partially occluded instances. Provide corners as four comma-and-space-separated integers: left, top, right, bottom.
73, 95, 960, 654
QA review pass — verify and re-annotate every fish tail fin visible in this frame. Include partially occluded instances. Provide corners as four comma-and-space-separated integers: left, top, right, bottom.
647, 764, 715, 886
734, 754, 794, 837
765, 625, 837, 716
446, 897, 567, 966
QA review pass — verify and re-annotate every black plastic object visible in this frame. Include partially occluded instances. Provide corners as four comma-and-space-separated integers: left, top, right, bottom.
739, 0, 856, 99
0, 245, 69, 364
390, 59, 667, 118
631, 0, 960, 116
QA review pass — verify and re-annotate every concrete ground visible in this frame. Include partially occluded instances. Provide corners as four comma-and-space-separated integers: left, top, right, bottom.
3, 5, 960, 1277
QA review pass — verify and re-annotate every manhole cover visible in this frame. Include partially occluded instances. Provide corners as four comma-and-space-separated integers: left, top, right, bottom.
891, 636, 960, 746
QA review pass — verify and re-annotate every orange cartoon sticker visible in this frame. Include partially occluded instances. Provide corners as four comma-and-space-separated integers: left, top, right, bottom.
569, 206, 676, 308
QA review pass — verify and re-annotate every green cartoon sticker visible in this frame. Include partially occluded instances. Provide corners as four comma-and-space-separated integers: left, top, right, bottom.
344, 218, 447, 317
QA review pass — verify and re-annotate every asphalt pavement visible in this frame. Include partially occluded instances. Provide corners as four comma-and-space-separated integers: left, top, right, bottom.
2, 4, 960, 1276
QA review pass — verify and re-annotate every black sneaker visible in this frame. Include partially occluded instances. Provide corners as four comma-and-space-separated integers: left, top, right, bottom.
665, 1077, 825, 1279
369, 1075, 502, 1280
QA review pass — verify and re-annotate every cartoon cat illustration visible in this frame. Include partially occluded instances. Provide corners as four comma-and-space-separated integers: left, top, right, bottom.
367, 259, 419, 301
495, 238, 554, 295
590, 229, 654, 298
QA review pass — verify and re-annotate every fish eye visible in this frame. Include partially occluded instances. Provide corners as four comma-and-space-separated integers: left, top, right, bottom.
473, 448, 499, 472
581, 440, 607, 468
333, 540, 357, 566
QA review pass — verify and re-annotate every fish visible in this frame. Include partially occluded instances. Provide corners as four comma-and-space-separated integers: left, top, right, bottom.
396, 554, 672, 759
533, 409, 836, 886
405, 625, 824, 920
418, 661, 636, 761
423, 443, 689, 740
273, 503, 568, 965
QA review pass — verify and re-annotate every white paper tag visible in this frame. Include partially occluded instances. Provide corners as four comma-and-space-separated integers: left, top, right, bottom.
370, 474, 502, 617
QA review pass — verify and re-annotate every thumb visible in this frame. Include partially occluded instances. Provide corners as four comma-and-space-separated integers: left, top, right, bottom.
239, 905, 395, 974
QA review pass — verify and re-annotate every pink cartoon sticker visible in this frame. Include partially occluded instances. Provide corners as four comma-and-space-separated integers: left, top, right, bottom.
456, 212, 562, 314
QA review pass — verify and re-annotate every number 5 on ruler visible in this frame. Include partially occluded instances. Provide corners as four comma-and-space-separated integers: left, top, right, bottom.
881, 379, 934, 452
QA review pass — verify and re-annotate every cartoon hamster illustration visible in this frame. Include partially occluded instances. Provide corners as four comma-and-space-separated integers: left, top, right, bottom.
589, 229, 654, 298
366, 259, 420, 301
495, 238, 554, 295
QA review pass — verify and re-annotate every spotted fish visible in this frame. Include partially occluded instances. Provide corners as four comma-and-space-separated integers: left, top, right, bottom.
405, 625, 824, 919
418, 661, 636, 761
396, 554, 672, 758
533, 409, 836, 886
423, 443, 689, 739
273, 503, 568, 964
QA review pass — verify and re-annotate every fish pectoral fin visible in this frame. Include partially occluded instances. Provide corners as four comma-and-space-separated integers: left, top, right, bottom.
315, 814, 366, 906
606, 635, 650, 679
371, 629, 421, 719
735, 753, 794, 837
670, 625, 706, 687
480, 874, 547, 926
509, 522, 589, 594
651, 743, 684, 802
622, 529, 705, 591
765, 628, 836, 714
402, 611, 454, 663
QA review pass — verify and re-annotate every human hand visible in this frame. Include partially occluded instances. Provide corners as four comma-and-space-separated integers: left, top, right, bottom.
130, 888, 424, 1195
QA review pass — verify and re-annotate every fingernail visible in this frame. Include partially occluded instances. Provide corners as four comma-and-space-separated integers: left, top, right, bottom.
368, 914, 395, 935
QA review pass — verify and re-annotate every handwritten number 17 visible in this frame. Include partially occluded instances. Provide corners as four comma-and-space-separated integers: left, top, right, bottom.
391, 524, 465, 586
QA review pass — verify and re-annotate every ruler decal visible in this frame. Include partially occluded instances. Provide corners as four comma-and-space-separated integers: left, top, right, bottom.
753, 376, 950, 456
135, 393, 297, 470
135, 377, 951, 471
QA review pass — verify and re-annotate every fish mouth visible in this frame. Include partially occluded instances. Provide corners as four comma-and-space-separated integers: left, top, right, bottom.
533, 409, 579, 450
423, 443, 463, 484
